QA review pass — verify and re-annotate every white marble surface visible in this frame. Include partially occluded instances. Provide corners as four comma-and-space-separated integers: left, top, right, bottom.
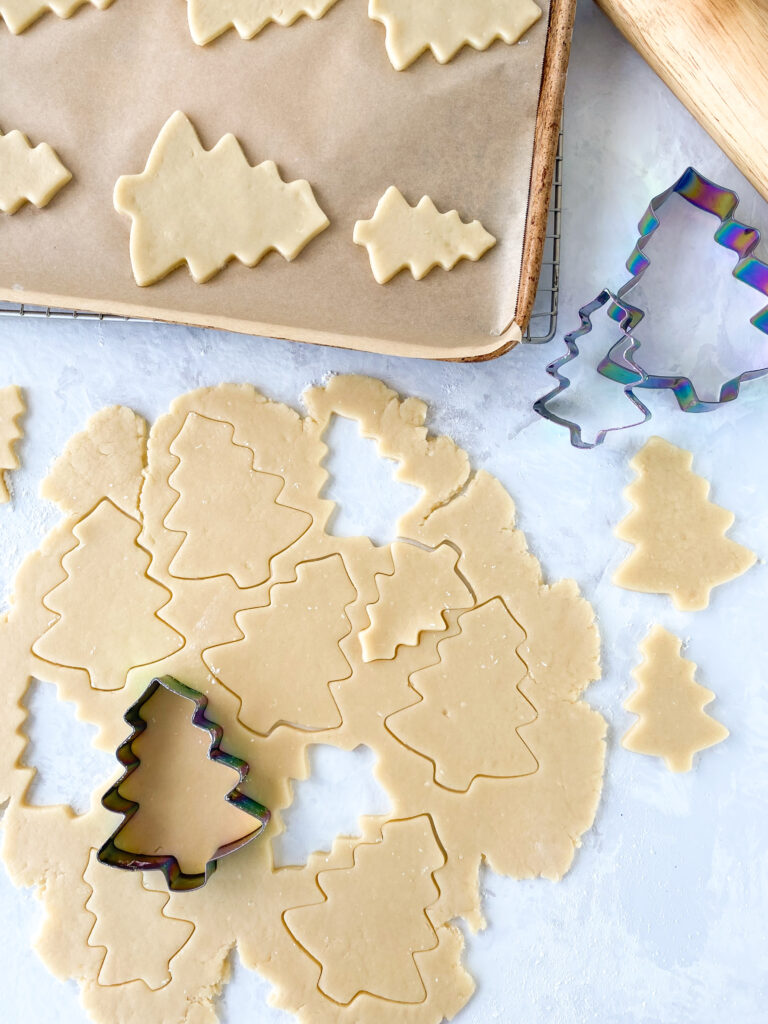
1, 3, 767, 1022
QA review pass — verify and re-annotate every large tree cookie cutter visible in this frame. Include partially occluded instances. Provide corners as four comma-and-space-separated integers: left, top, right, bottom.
601, 166, 768, 412
99, 675, 270, 891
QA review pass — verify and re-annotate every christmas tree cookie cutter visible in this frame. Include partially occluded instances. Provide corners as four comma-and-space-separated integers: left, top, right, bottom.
98, 675, 270, 892
533, 289, 651, 449
601, 166, 768, 412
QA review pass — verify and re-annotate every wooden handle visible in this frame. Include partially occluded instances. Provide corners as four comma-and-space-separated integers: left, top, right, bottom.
595, 0, 768, 201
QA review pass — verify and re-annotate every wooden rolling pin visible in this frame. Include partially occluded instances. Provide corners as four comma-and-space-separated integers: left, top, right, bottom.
595, 0, 768, 201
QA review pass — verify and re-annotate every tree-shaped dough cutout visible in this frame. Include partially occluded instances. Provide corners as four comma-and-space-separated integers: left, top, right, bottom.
613, 436, 755, 611
33, 500, 183, 691
186, 0, 341, 46
114, 111, 329, 286
104, 682, 267, 883
284, 816, 444, 1004
353, 186, 496, 284
202, 554, 355, 734
84, 848, 194, 989
0, 0, 112, 35
166, 412, 311, 587
360, 542, 473, 662
0, 127, 71, 212
0, 385, 25, 503
386, 598, 538, 791
622, 626, 728, 773
369, 0, 542, 70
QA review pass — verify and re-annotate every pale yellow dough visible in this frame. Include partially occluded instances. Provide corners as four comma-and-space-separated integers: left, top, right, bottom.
114, 111, 329, 286
0, 130, 71, 214
622, 626, 728, 773
0, 376, 604, 1024
0, 0, 111, 34
368, 0, 542, 71
0, 385, 24, 503
186, 0, 341, 46
613, 436, 756, 611
354, 186, 496, 284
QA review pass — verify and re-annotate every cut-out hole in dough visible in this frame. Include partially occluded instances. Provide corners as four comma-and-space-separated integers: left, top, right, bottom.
20, 679, 115, 815
273, 745, 391, 868
321, 415, 420, 546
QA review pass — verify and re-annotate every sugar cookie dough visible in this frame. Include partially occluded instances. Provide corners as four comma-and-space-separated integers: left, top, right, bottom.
353, 186, 496, 284
368, 0, 542, 71
0, 130, 71, 214
186, 0, 341, 46
623, 626, 728, 773
114, 111, 329, 286
0, 0, 112, 34
613, 436, 756, 611
0, 385, 24, 503
0, 376, 604, 1024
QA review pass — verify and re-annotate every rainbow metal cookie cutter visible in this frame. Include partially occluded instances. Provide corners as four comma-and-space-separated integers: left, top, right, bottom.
601, 166, 768, 412
98, 675, 270, 892
533, 289, 651, 449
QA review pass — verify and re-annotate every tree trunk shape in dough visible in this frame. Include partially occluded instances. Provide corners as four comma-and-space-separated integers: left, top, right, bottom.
33, 500, 183, 691
202, 554, 355, 734
369, 0, 542, 70
0, 0, 112, 34
284, 816, 444, 1004
360, 542, 473, 662
0, 385, 24, 503
186, 0, 341, 45
613, 436, 756, 611
353, 186, 496, 284
166, 411, 311, 587
387, 598, 538, 790
114, 111, 329, 286
622, 625, 728, 773
84, 849, 194, 989
0, 129, 71, 213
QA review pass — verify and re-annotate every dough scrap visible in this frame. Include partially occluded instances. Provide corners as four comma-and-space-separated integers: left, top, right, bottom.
0, 0, 111, 34
353, 186, 496, 284
0, 129, 71, 213
613, 436, 756, 611
386, 598, 538, 792
114, 111, 329, 286
284, 816, 444, 1004
622, 626, 728, 773
33, 499, 183, 691
368, 0, 542, 71
41, 405, 147, 517
186, 0, 341, 46
360, 542, 473, 662
0, 385, 25, 503
0, 375, 604, 1024
203, 554, 355, 734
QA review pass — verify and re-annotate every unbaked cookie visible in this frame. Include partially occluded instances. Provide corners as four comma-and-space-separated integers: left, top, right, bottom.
353, 186, 496, 284
186, 0, 341, 46
114, 111, 329, 286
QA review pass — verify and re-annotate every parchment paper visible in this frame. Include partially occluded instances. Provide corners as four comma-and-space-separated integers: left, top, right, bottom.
0, 0, 551, 358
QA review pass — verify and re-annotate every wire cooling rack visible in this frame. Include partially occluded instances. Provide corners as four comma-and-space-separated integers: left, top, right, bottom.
0, 132, 563, 345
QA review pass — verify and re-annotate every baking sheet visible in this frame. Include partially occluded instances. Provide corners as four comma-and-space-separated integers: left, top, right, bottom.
0, 0, 551, 358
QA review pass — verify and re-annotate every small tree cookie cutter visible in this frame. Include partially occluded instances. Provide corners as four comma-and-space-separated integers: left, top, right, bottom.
601, 166, 768, 412
533, 289, 651, 449
98, 675, 270, 892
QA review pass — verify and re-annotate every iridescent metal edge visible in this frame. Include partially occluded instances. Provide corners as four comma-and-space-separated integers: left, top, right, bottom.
98, 675, 270, 892
533, 289, 651, 449
603, 166, 768, 412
